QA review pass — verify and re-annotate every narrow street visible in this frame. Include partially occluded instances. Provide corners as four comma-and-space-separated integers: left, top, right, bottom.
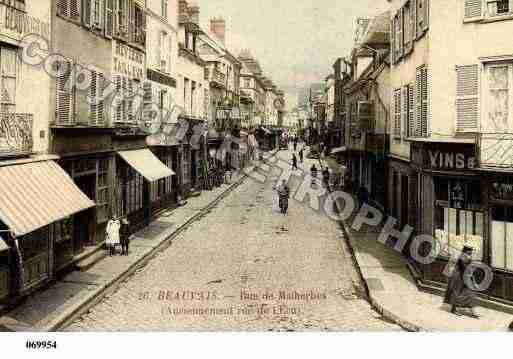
66, 149, 399, 331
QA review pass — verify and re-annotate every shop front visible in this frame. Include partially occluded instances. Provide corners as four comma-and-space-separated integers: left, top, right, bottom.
116, 149, 176, 232
150, 146, 180, 213
0, 160, 95, 302
409, 141, 489, 291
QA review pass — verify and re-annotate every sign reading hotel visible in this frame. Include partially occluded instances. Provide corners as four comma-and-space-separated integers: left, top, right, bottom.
112, 41, 145, 81
0, 4, 50, 41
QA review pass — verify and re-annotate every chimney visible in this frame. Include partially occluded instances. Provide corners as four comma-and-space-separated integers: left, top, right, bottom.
210, 17, 226, 45
188, 4, 200, 25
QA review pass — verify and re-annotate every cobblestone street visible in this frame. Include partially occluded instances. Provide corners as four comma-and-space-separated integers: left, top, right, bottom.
66, 150, 400, 331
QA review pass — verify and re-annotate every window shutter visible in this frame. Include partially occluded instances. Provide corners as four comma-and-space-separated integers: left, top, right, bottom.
89, 70, 105, 126
411, 0, 418, 40
402, 86, 409, 137
423, 0, 429, 31
56, 60, 75, 125
398, 10, 404, 58
420, 66, 429, 137
126, 79, 135, 124
464, 0, 483, 18
57, 0, 70, 17
408, 84, 415, 137
112, 74, 123, 123
394, 89, 401, 138
391, 17, 396, 64
105, 0, 114, 38
415, 67, 423, 137
128, 0, 135, 42
456, 65, 479, 131
141, 7, 147, 46
95, 0, 104, 29
142, 81, 153, 122
157, 31, 162, 70
70, 0, 81, 20
82, 0, 91, 27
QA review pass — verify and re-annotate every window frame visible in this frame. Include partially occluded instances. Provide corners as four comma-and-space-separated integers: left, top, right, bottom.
482, 62, 513, 133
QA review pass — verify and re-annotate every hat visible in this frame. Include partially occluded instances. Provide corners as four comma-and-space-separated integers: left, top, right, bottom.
462, 246, 474, 254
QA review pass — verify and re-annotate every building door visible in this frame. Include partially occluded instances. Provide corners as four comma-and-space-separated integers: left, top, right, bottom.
401, 175, 409, 228
73, 175, 96, 254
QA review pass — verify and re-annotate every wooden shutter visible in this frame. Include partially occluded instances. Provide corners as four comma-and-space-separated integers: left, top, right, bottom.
142, 81, 152, 122
408, 84, 415, 137
397, 10, 404, 59
56, 60, 74, 125
419, 66, 429, 137
126, 79, 135, 123
57, 0, 70, 17
112, 74, 123, 123
402, 86, 409, 137
411, 0, 417, 41
82, 0, 91, 27
394, 89, 401, 138
105, 0, 114, 38
415, 67, 423, 137
70, 0, 81, 20
456, 65, 479, 131
422, 0, 429, 31
464, 0, 483, 19
94, 0, 104, 29
141, 6, 146, 46
89, 70, 105, 125
391, 16, 396, 64
128, 0, 135, 42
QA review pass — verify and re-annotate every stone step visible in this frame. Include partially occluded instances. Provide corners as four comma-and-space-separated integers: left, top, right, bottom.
75, 249, 107, 272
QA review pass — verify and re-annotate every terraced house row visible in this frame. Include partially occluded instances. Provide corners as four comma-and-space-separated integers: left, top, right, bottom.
316, 0, 513, 304
0, 0, 285, 304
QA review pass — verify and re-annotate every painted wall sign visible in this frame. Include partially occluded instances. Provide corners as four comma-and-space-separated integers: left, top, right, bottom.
0, 4, 50, 41
427, 150, 477, 170
113, 41, 145, 80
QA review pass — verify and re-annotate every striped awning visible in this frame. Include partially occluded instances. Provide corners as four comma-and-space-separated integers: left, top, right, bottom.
118, 149, 175, 182
0, 161, 96, 237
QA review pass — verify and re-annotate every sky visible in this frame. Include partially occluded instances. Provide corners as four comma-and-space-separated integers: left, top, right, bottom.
195, 0, 391, 109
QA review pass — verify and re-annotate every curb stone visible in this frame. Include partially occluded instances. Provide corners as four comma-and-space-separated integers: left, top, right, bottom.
2, 152, 277, 332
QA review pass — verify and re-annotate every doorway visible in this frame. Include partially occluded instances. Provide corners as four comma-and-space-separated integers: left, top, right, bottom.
73, 175, 96, 254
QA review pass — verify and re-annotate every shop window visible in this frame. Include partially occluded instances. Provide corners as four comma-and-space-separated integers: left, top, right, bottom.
434, 179, 484, 260
491, 206, 513, 271
96, 158, 110, 223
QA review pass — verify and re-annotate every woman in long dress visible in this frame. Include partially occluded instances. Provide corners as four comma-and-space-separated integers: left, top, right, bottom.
444, 246, 480, 318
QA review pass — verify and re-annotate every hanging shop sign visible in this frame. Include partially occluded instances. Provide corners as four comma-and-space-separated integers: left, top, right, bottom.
112, 41, 145, 81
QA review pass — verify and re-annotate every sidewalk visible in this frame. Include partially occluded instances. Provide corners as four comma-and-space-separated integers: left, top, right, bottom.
0, 153, 275, 332
321, 155, 513, 331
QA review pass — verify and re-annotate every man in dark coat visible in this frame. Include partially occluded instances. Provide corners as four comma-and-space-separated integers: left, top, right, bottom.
299, 148, 304, 163
292, 154, 298, 170
322, 167, 330, 189
120, 218, 131, 256
277, 180, 290, 215
444, 246, 480, 318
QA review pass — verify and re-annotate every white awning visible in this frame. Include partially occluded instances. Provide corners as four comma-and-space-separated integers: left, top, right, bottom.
0, 161, 96, 236
118, 149, 175, 182
331, 146, 347, 154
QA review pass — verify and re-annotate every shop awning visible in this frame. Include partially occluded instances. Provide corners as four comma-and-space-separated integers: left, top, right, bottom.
118, 149, 175, 182
331, 146, 347, 154
0, 161, 96, 237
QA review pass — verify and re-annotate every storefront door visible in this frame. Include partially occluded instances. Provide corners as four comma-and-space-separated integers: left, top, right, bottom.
73, 175, 96, 254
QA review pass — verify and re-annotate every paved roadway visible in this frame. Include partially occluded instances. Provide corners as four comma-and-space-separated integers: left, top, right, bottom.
66, 148, 399, 331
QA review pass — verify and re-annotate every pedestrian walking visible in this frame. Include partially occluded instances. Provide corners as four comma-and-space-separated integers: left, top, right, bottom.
120, 218, 131, 256
292, 153, 298, 170
277, 180, 290, 215
322, 166, 330, 189
356, 186, 369, 205
293, 137, 298, 152
444, 246, 480, 318
106, 217, 120, 256
299, 148, 304, 163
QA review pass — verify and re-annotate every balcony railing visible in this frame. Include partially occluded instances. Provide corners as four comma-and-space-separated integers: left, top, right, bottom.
0, 112, 34, 154
210, 69, 226, 87
478, 132, 513, 168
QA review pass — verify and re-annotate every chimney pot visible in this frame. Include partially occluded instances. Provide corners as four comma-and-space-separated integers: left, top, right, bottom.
210, 17, 226, 45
